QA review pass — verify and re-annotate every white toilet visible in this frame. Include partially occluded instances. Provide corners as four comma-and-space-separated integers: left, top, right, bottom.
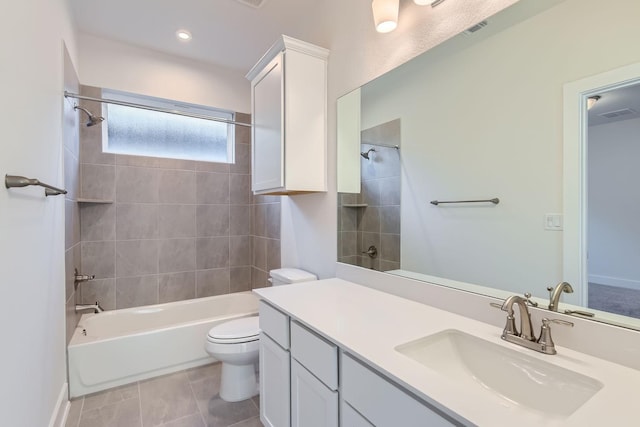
205, 268, 317, 402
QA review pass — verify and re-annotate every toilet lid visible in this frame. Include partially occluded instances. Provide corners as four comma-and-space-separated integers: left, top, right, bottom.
208, 316, 260, 341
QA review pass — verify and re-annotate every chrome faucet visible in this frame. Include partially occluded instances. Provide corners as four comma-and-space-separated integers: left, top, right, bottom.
500, 295, 536, 341
492, 293, 574, 355
547, 281, 573, 311
75, 301, 104, 314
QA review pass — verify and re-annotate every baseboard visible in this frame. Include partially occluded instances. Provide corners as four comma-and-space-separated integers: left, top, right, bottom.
589, 274, 640, 291
49, 382, 70, 427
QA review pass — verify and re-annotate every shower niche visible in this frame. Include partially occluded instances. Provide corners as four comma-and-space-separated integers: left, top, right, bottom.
337, 119, 401, 272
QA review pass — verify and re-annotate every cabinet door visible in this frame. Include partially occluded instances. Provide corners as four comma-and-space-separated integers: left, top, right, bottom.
252, 52, 284, 192
342, 353, 459, 427
260, 332, 290, 427
291, 359, 338, 427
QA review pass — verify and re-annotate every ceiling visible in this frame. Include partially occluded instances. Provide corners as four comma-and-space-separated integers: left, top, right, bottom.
70, 0, 330, 73
589, 82, 640, 126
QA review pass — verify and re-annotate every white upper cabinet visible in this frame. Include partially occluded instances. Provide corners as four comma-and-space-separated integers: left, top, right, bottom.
246, 35, 329, 195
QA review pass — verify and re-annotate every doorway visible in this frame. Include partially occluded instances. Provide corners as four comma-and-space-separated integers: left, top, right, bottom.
586, 82, 640, 319
564, 62, 640, 320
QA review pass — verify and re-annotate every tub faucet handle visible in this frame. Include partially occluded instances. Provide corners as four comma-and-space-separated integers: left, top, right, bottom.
361, 245, 378, 258
74, 268, 95, 283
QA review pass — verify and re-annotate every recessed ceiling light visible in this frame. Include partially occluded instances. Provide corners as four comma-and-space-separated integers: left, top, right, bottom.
176, 30, 192, 42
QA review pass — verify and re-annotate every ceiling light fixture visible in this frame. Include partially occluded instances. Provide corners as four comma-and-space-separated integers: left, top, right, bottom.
372, 0, 399, 33
587, 95, 601, 110
176, 30, 192, 42
413, 0, 446, 6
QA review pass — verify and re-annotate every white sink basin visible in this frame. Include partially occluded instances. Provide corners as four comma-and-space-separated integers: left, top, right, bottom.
395, 329, 603, 418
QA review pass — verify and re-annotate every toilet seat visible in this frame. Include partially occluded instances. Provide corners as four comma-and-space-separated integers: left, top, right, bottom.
207, 316, 259, 344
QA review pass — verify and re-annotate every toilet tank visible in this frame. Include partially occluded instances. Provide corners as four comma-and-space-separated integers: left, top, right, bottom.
269, 268, 317, 286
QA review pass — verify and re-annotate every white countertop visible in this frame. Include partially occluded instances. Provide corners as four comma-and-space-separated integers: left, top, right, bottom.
254, 278, 639, 427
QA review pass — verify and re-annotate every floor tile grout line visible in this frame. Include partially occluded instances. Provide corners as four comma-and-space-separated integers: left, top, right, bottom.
137, 381, 145, 427
186, 372, 209, 427
158, 412, 205, 427
74, 396, 85, 427
227, 415, 261, 427
249, 397, 259, 413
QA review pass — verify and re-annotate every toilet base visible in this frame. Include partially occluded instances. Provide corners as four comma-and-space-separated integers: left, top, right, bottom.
219, 362, 259, 402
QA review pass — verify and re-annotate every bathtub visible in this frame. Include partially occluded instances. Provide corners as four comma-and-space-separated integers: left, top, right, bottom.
68, 291, 259, 398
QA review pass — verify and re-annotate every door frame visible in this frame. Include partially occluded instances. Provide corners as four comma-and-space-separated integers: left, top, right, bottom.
563, 62, 640, 306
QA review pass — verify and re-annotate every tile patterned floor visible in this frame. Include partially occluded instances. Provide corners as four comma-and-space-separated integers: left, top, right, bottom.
65, 363, 263, 427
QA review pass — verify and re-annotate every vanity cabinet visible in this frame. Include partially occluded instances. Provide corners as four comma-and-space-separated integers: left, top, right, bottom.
290, 321, 339, 427
341, 401, 374, 427
259, 302, 291, 427
341, 353, 457, 427
246, 35, 329, 195
259, 302, 339, 427
258, 299, 458, 427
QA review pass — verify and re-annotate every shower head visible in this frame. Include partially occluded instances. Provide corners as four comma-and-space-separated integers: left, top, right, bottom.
361, 148, 376, 160
74, 104, 105, 127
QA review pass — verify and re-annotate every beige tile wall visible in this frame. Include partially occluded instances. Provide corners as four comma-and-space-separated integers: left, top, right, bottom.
77, 86, 279, 310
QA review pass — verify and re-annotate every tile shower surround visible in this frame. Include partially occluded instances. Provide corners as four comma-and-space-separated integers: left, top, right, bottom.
338, 119, 401, 272
77, 86, 280, 310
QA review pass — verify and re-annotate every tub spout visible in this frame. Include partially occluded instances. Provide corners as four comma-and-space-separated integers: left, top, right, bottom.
76, 301, 104, 314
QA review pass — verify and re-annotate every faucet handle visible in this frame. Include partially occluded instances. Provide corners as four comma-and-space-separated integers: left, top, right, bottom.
537, 317, 573, 354
361, 245, 378, 258
489, 302, 518, 337
546, 286, 554, 299
542, 318, 574, 328
564, 309, 595, 318
523, 292, 538, 307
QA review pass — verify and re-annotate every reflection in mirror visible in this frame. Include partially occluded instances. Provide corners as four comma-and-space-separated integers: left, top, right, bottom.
586, 82, 640, 320
338, 119, 401, 271
336, 0, 640, 330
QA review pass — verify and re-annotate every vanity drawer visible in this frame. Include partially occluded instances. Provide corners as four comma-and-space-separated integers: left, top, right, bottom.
259, 301, 290, 349
290, 321, 338, 390
341, 353, 458, 427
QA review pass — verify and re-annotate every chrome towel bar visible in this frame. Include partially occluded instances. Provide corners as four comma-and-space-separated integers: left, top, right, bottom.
5, 174, 67, 197
430, 198, 499, 206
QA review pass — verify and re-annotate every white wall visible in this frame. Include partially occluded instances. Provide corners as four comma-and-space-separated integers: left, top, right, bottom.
77, 34, 250, 114
280, 0, 519, 278
588, 117, 640, 290
0, 0, 77, 425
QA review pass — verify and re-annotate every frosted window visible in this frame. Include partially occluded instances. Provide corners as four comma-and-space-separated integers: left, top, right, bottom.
105, 101, 234, 163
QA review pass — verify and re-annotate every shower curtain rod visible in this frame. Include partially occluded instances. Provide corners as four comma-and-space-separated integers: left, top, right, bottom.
362, 142, 399, 150
64, 91, 252, 127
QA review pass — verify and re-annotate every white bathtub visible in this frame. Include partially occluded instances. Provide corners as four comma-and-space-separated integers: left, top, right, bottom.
68, 291, 259, 398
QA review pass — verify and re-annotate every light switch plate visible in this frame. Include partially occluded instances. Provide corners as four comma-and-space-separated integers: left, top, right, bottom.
544, 213, 563, 231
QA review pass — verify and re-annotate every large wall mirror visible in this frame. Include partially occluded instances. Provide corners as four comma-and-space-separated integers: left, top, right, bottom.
337, 0, 640, 330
